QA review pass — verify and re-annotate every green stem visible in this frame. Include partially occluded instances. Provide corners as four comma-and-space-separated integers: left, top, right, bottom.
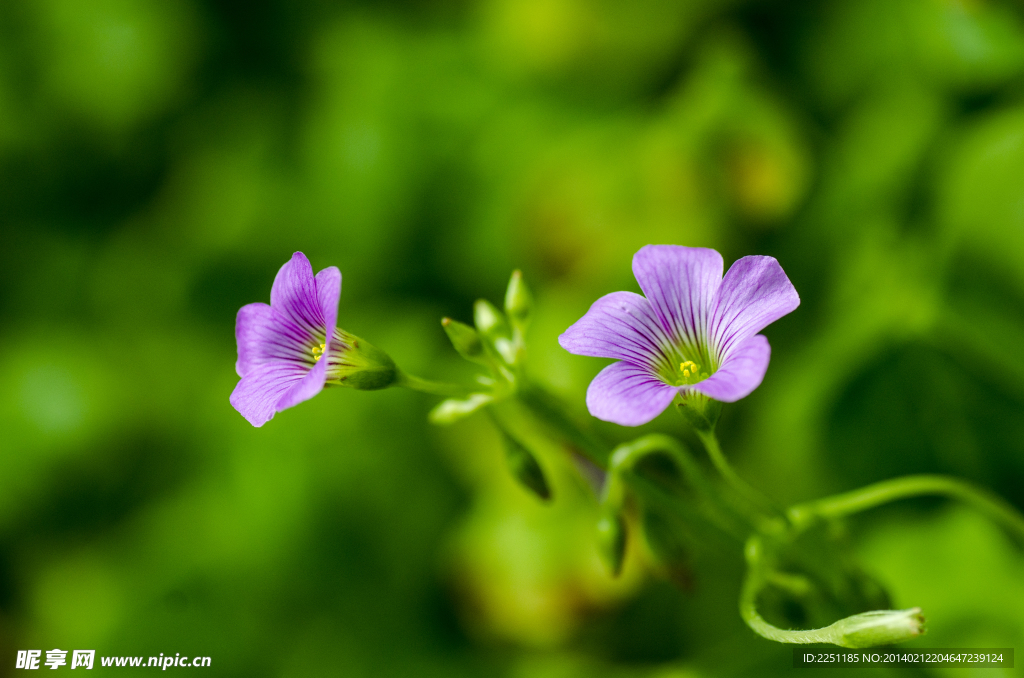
788, 474, 1024, 545
739, 537, 925, 648
397, 372, 474, 397
609, 434, 700, 482
742, 587, 841, 643
740, 474, 1021, 648
740, 536, 839, 644
695, 429, 782, 531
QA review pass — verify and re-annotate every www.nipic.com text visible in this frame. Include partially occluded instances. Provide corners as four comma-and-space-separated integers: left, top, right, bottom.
16, 650, 211, 670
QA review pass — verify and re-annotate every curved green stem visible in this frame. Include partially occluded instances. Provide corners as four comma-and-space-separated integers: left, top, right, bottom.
744, 474, 1024, 647
740, 536, 925, 647
740, 536, 837, 644
609, 434, 701, 483
788, 474, 1024, 545
397, 372, 474, 397
742, 582, 840, 643
604, 435, 700, 515
695, 429, 782, 531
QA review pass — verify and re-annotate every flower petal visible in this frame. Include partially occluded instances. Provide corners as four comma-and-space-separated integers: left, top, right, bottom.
585, 361, 679, 426
632, 245, 723, 352
314, 265, 342, 366
271, 252, 326, 337
234, 303, 312, 377
276, 355, 328, 410
559, 292, 674, 368
315, 266, 342, 341
229, 361, 310, 427
709, 255, 799, 359
691, 334, 770, 402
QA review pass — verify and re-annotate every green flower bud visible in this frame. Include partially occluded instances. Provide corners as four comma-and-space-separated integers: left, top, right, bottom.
473, 299, 507, 336
833, 608, 925, 648
504, 270, 533, 330
596, 510, 628, 577
441, 318, 488, 364
474, 299, 517, 365
331, 332, 400, 390
499, 429, 551, 501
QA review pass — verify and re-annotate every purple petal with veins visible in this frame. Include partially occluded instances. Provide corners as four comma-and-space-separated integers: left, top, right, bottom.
710, 255, 800, 360
558, 291, 672, 370
632, 245, 723, 353
560, 245, 799, 426
691, 334, 771, 402
230, 252, 343, 427
586, 361, 680, 427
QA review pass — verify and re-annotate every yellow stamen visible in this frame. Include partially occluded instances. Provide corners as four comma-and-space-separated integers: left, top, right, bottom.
312, 343, 326, 362
678, 360, 704, 384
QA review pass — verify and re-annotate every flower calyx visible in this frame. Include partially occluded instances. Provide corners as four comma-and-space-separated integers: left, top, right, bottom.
676, 391, 722, 433
327, 330, 400, 391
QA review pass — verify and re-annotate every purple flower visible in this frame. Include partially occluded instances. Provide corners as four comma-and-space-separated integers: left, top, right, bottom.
230, 252, 345, 426
559, 245, 799, 426
231, 250, 400, 427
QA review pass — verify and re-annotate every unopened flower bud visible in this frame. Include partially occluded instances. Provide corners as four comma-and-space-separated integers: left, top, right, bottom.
441, 318, 488, 364
474, 299, 507, 336
474, 299, 517, 365
596, 510, 628, 577
504, 270, 533, 329
499, 429, 551, 501
833, 608, 925, 648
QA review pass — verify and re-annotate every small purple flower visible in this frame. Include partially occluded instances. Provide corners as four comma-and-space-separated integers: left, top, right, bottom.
559, 245, 800, 426
230, 252, 348, 427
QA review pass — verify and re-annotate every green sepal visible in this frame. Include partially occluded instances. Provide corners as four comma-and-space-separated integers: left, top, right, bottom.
676, 392, 722, 432
332, 333, 400, 390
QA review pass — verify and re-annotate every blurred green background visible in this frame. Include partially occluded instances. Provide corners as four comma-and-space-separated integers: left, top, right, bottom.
1, 0, 1024, 675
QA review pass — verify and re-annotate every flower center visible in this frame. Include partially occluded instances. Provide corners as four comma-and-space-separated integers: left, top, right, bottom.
311, 343, 326, 362
676, 360, 709, 386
